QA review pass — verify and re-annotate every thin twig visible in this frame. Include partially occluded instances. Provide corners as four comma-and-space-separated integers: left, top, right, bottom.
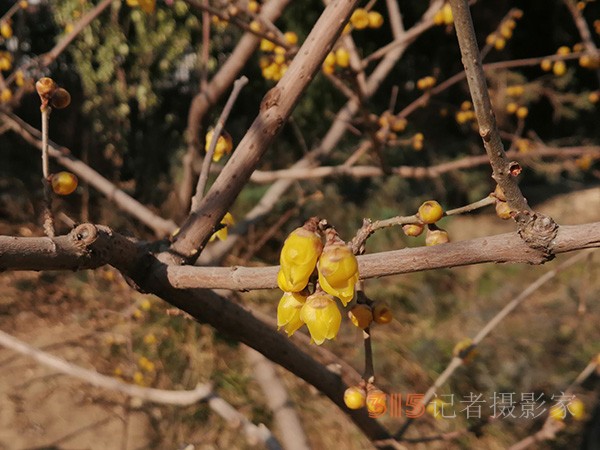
191, 76, 249, 212
40, 106, 55, 237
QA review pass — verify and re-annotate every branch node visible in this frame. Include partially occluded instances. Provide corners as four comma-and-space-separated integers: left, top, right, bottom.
516, 212, 559, 258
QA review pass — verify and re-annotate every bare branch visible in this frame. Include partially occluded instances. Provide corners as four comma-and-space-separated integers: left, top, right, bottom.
449, 0, 529, 213
0, 328, 212, 406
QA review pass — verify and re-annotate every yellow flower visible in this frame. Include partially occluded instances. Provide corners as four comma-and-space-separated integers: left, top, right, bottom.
277, 221, 323, 292
277, 291, 306, 337
348, 304, 373, 329
367, 11, 384, 29
1, 22, 13, 39
127, 0, 155, 13
284, 31, 298, 46
210, 212, 235, 242
205, 129, 233, 162
317, 240, 359, 306
300, 292, 341, 345
335, 48, 350, 68
350, 9, 369, 30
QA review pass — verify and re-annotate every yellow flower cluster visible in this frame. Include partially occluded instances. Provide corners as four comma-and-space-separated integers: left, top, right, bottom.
433, 3, 453, 26
505, 102, 528, 119
259, 32, 297, 81
322, 48, 350, 75
402, 200, 450, 245
276, 219, 359, 345
348, 9, 384, 31
416, 76, 436, 91
455, 100, 475, 125
485, 10, 522, 51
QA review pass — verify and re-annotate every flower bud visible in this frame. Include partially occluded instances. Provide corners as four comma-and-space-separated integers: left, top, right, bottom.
418, 200, 444, 224
205, 129, 233, 162
372, 301, 392, 324
50, 88, 71, 109
348, 304, 373, 329
344, 386, 367, 410
299, 291, 341, 345
366, 388, 387, 417
495, 201, 512, 220
277, 220, 323, 292
402, 223, 424, 237
277, 291, 307, 337
36, 77, 57, 100
425, 228, 450, 246
51, 171, 78, 195
318, 238, 359, 306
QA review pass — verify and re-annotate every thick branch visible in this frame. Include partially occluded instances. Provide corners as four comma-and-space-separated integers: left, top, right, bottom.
4, 222, 598, 287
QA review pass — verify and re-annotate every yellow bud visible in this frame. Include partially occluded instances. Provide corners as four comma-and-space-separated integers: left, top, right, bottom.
441, 4, 453, 24
350, 8, 369, 30
568, 398, 585, 420
344, 386, 367, 409
0, 88, 12, 103
348, 304, 373, 329
277, 223, 323, 292
205, 129, 233, 162
318, 242, 359, 306
324, 52, 336, 67
372, 301, 393, 324
418, 200, 444, 224
367, 11, 384, 29
516, 106, 528, 119
51, 171, 78, 195
366, 388, 387, 417
300, 292, 341, 345
506, 102, 518, 114
402, 223, 424, 237
460, 100, 472, 110
284, 31, 298, 46
494, 37, 506, 50
391, 117, 407, 132
588, 91, 599, 103
260, 39, 276, 52
553, 60, 567, 76
425, 228, 450, 246
540, 59, 552, 71
493, 184, 507, 201
426, 398, 446, 418
557, 45, 570, 55
277, 291, 307, 337
249, 20, 261, 33
36, 77, 57, 99
0, 22, 13, 39
247, 1, 260, 13
452, 338, 475, 359
322, 63, 335, 75
550, 404, 566, 421
335, 48, 350, 68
